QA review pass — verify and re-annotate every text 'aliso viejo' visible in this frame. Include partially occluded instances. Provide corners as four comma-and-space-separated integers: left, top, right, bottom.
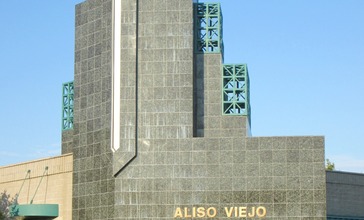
174, 206, 267, 218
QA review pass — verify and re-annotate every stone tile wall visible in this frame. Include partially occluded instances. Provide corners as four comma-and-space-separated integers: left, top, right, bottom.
62, 129, 74, 154
72, 0, 115, 219
327, 171, 364, 218
113, 136, 326, 219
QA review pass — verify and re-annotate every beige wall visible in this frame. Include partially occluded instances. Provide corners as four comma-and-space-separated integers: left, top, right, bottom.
0, 154, 73, 220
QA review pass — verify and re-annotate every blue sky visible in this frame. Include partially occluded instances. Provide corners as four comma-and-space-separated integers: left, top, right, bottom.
0, 1, 363, 172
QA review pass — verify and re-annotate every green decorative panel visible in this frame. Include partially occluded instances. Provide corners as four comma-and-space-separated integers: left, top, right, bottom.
222, 64, 250, 118
194, 3, 223, 54
62, 81, 74, 130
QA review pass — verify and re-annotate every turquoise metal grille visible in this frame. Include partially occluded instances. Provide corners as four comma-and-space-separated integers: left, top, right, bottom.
62, 81, 74, 130
194, 3, 223, 54
222, 64, 250, 118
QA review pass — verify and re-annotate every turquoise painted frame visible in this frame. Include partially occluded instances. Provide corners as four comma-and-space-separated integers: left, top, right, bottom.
62, 81, 74, 130
222, 64, 250, 120
194, 2, 223, 54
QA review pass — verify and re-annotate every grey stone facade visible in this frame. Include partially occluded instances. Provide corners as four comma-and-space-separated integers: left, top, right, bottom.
113, 136, 326, 219
327, 171, 364, 219
71, 0, 115, 219
62, 0, 327, 219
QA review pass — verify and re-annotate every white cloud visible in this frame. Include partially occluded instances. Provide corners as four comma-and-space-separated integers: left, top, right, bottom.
30, 143, 61, 159
330, 155, 364, 173
0, 151, 21, 157
0, 143, 62, 166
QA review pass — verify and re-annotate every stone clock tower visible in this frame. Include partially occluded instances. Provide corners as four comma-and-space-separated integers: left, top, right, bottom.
62, 0, 327, 219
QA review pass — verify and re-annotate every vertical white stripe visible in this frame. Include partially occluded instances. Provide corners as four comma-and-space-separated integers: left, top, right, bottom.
111, 0, 121, 152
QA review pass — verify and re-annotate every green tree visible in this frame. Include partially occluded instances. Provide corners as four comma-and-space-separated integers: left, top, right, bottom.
0, 191, 17, 220
0, 210, 5, 220
326, 159, 335, 171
